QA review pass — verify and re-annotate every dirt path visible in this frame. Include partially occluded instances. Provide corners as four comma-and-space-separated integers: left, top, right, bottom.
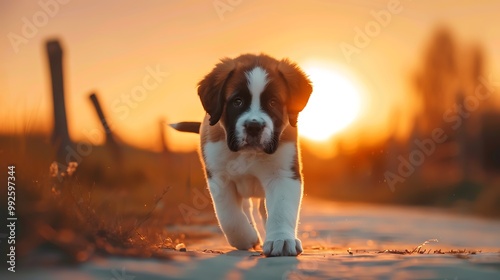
7, 198, 500, 279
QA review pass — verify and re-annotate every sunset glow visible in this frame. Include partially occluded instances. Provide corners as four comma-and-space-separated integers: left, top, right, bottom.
2, 0, 497, 155
298, 66, 362, 141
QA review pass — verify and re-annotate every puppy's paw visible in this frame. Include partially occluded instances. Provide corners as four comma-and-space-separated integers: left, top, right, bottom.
231, 237, 260, 250
227, 227, 260, 250
263, 235, 302, 257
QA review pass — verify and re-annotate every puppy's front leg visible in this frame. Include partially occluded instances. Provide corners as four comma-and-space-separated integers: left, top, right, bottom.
263, 177, 303, 256
208, 178, 260, 250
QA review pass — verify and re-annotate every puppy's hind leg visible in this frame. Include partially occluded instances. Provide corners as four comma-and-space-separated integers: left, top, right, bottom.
242, 198, 263, 243
242, 198, 256, 226
258, 198, 267, 226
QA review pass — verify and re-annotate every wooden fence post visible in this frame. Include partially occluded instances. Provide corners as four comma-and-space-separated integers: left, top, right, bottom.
159, 118, 169, 153
47, 39, 72, 162
89, 92, 121, 162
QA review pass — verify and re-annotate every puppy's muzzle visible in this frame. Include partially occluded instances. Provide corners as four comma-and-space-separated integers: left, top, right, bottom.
244, 120, 266, 145
245, 120, 265, 136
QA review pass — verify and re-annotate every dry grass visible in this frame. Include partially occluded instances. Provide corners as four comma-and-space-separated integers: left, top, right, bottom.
1, 134, 210, 264
376, 239, 480, 255
22, 164, 176, 263
344, 239, 481, 256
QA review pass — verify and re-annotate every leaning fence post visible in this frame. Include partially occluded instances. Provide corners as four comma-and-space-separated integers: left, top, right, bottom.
47, 39, 72, 163
159, 118, 169, 153
89, 92, 122, 162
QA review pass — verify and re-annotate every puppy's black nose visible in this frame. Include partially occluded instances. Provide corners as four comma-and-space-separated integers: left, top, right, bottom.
245, 120, 264, 137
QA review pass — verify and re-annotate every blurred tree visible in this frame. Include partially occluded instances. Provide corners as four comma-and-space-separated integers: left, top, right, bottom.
414, 27, 458, 134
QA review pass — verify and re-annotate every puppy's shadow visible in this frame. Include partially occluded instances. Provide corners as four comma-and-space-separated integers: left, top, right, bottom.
240, 251, 300, 280
180, 249, 299, 280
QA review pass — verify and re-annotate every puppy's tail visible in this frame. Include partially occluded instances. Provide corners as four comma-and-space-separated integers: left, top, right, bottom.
169, 122, 201, 134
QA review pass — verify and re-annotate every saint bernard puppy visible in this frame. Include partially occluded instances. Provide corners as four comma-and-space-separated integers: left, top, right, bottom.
171, 54, 312, 256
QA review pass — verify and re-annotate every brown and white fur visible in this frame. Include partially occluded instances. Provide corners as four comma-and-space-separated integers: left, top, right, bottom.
171, 54, 312, 256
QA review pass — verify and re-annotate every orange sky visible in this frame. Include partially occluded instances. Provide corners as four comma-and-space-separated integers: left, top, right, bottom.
1, 0, 500, 154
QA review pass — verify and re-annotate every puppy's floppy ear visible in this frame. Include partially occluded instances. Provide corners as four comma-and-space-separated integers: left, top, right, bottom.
198, 58, 236, 126
278, 59, 313, 127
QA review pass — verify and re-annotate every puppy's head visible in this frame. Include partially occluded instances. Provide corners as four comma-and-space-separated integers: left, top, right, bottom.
198, 54, 312, 154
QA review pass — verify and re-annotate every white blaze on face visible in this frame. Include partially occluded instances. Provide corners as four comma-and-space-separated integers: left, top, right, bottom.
246, 67, 269, 105
235, 67, 274, 147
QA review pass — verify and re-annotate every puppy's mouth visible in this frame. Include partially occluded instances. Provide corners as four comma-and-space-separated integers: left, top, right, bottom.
228, 135, 277, 154
244, 134, 262, 146
227, 134, 261, 150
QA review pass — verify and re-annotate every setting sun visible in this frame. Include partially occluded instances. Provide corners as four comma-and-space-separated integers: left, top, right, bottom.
299, 65, 362, 141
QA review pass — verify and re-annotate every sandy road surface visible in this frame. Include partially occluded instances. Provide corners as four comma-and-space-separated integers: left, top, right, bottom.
6, 198, 500, 279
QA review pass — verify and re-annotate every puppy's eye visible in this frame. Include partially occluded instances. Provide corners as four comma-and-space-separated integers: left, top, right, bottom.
233, 98, 243, 107
268, 98, 278, 107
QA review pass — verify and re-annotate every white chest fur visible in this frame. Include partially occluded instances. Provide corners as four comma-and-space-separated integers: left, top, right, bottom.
202, 141, 297, 198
